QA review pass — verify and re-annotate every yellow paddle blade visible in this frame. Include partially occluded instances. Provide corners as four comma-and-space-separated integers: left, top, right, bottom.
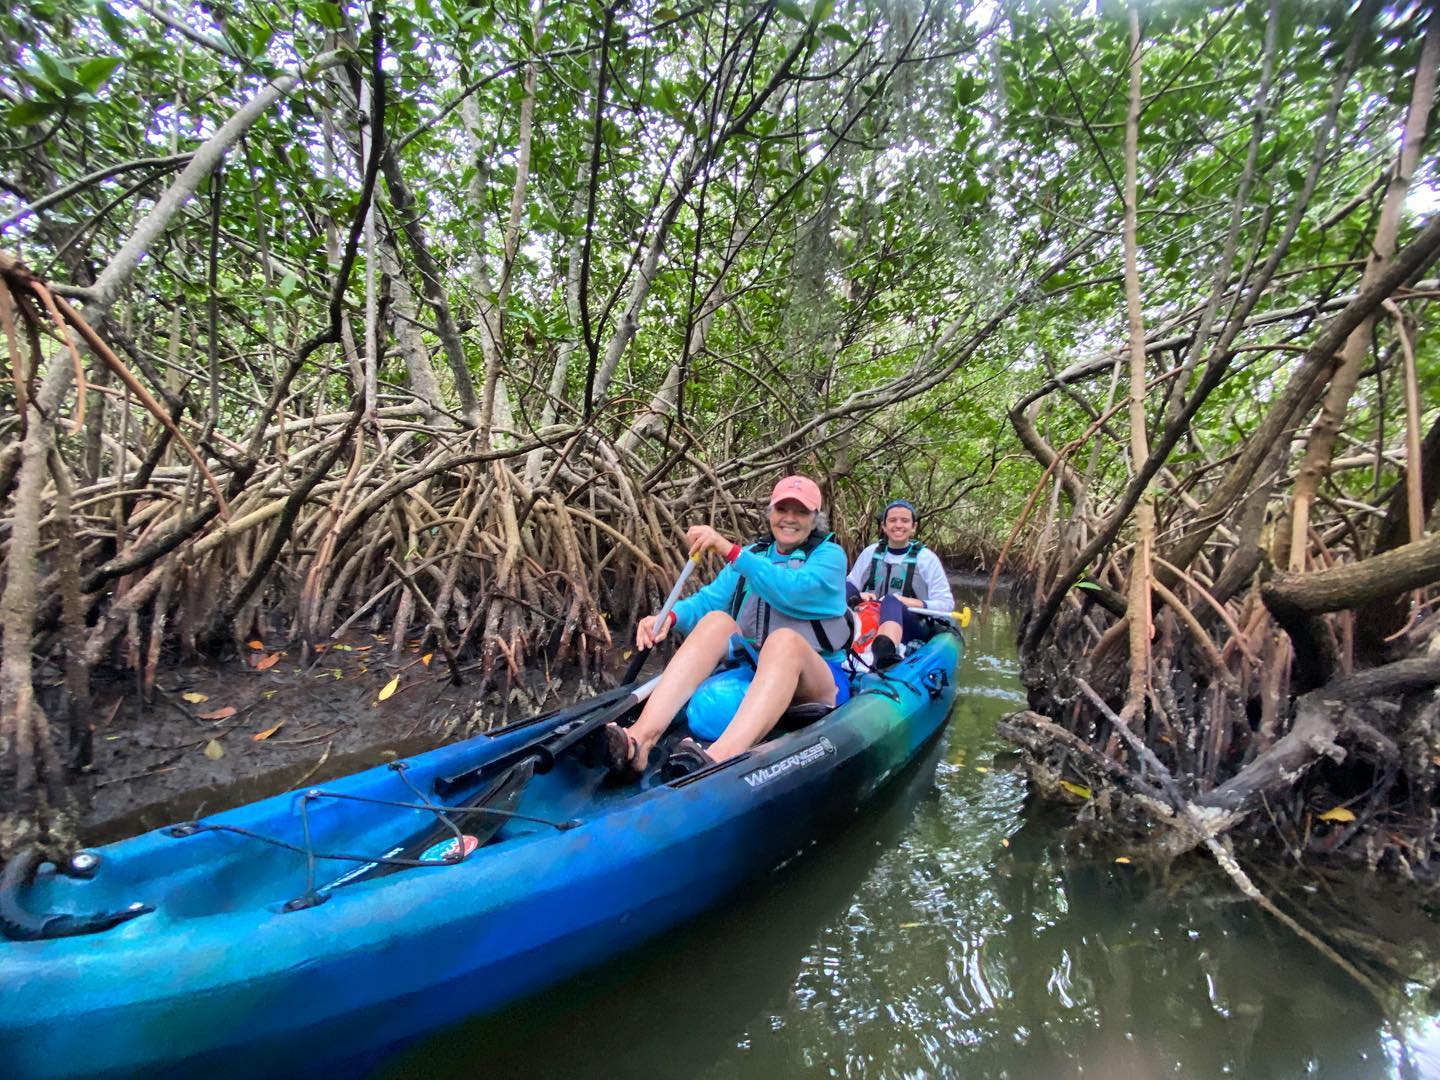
958, 607, 972, 628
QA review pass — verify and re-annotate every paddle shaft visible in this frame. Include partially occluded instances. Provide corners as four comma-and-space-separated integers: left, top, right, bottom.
526, 674, 659, 769
622, 552, 700, 682
911, 605, 972, 627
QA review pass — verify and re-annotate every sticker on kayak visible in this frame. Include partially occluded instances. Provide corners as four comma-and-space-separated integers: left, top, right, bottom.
741, 739, 836, 790
420, 834, 479, 862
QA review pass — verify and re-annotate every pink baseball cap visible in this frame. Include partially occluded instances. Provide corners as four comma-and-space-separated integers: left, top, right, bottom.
769, 474, 823, 511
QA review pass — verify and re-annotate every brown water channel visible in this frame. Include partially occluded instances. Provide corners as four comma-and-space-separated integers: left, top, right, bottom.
384, 582, 1440, 1079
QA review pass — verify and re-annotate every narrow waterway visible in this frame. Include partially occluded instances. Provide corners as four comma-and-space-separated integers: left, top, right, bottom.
386, 583, 1436, 1079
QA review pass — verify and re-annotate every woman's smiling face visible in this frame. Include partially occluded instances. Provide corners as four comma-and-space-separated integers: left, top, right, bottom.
883, 506, 916, 547
770, 498, 816, 552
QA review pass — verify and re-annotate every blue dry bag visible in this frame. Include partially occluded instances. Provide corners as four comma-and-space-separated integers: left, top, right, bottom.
685, 665, 754, 741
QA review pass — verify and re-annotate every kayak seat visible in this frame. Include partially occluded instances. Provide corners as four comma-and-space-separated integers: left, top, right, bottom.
775, 701, 833, 732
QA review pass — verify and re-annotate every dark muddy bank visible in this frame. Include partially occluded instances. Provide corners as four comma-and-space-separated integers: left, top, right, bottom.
78, 633, 618, 846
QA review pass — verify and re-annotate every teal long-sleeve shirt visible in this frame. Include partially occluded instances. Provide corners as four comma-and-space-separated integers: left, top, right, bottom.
670, 539, 849, 642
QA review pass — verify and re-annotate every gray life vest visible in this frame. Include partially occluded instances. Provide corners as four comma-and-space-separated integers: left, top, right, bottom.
865, 542, 928, 602
726, 531, 852, 656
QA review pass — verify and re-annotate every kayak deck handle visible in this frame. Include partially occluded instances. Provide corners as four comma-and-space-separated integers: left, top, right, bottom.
0, 848, 153, 942
922, 668, 950, 700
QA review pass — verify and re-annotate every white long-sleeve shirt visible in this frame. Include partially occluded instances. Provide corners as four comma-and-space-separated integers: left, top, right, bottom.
847, 543, 954, 613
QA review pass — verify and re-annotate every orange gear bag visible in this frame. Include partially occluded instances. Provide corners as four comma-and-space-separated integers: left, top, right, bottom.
851, 600, 881, 654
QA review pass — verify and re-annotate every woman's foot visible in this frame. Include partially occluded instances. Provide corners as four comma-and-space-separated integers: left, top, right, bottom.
600, 723, 657, 783
870, 635, 900, 670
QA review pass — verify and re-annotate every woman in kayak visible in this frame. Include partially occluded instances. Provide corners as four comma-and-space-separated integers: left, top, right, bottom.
606, 474, 851, 777
847, 499, 953, 669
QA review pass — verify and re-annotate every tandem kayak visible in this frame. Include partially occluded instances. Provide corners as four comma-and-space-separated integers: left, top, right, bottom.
1, 629, 963, 1078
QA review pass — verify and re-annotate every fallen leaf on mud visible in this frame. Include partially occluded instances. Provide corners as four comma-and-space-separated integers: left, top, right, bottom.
1115, 856, 1132, 865
378, 675, 400, 702
248, 640, 264, 650
421, 653, 433, 667
203, 739, 224, 760
1059, 780, 1093, 800
252, 722, 285, 742
897, 922, 923, 929
1319, 806, 1356, 823
182, 692, 209, 703
974, 766, 989, 773
353, 645, 372, 652
332, 644, 353, 651
254, 653, 281, 671
198, 706, 237, 721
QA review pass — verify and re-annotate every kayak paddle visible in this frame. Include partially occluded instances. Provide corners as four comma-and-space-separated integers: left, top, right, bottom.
621, 551, 700, 682
316, 674, 661, 895
912, 606, 973, 627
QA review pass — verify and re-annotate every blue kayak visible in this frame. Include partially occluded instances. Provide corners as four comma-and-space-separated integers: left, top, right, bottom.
1, 630, 962, 1078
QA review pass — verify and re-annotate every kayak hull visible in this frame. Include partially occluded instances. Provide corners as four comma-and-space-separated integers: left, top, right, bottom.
1, 632, 962, 1078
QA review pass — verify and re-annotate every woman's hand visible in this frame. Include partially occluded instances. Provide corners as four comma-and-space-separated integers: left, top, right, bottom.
860, 591, 877, 603
900, 596, 925, 609
635, 613, 672, 650
685, 524, 732, 559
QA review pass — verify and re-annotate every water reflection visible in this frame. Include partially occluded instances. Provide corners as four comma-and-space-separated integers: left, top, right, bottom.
386, 585, 1409, 1079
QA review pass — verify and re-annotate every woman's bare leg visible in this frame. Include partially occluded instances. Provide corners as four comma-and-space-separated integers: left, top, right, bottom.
620, 610, 739, 769
705, 629, 837, 763
876, 595, 906, 650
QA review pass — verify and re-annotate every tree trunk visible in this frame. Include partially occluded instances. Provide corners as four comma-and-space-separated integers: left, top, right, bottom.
1282, 14, 1438, 570
378, 228, 446, 423
1194, 658, 1440, 812
381, 150, 480, 425
470, 56, 536, 445
1355, 412, 1440, 660
1265, 529, 1440, 619
1120, 6, 1154, 718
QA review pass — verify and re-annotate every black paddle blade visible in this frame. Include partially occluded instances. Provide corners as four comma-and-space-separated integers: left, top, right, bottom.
447, 758, 536, 850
